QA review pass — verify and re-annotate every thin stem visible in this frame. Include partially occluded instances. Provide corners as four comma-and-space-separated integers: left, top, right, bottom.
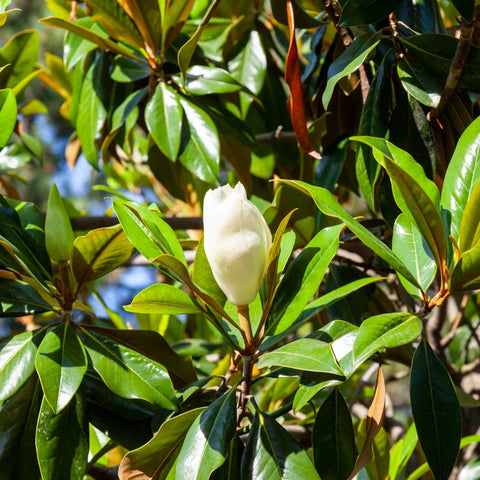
237, 305, 254, 353
58, 260, 73, 318
238, 354, 254, 424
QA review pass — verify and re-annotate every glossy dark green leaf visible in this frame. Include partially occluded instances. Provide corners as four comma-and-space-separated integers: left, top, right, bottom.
178, 97, 220, 185
458, 179, 480, 254
36, 393, 88, 480
352, 137, 446, 270
80, 327, 178, 410
395, 0, 445, 34
228, 30, 267, 116
0, 375, 42, 480
322, 32, 381, 108
176, 388, 237, 479
0, 278, 51, 317
0, 30, 39, 88
35, 322, 87, 414
257, 339, 343, 375
0, 196, 52, 288
113, 200, 186, 265
451, 0, 474, 21
146, 82, 183, 161
0, 88, 16, 148
184, 66, 243, 95
76, 56, 108, 167
397, 58, 442, 108
313, 388, 356, 480
0, 328, 45, 402
71, 224, 135, 290
356, 60, 391, 209
265, 224, 342, 337
392, 213, 436, 298
241, 409, 321, 479
214, 435, 244, 480
270, 0, 322, 27
119, 408, 205, 480
401, 35, 480, 92
339, 0, 404, 25
410, 339, 462, 480
278, 180, 422, 290
441, 115, 480, 243
193, 236, 226, 308
125, 283, 201, 315
110, 86, 147, 132
353, 312, 421, 367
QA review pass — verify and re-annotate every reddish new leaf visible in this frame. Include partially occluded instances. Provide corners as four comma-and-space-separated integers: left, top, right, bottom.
285, 1, 320, 159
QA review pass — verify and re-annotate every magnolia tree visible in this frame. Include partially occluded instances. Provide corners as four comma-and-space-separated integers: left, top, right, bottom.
2, 0, 480, 479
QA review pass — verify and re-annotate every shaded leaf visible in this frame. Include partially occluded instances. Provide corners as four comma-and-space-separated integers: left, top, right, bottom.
0, 278, 51, 318
313, 388, 356, 480
340, 0, 404, 25
36, 393, 88, 480
410, 339, 462, 480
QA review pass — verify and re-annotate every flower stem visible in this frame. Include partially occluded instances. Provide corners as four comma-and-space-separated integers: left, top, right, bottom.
237, 305, 255, 353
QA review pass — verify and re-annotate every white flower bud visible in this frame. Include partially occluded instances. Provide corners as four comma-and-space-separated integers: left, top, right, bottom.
203, 183, 272, 306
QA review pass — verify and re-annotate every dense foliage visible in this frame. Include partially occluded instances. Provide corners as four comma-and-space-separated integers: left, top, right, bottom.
1, 0, 480, 479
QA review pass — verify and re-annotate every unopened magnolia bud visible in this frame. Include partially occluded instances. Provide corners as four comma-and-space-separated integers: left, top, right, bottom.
203, 183, 271, 306
45, 183, 74, 262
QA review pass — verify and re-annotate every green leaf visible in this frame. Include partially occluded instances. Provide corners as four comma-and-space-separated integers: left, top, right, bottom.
111, 87, 147, 131
228, 30, 267, 117
63, 17, 108, 70
125, 283, 201, 315
410, 339, 462, 480
0, 375, 42, 479
339, 0, 404, 25
0, 278, 51, 317
389, 423, 417, 480
40, 16, 141, 61
265, 224, 343, 338
392, 213, 436, 298
312, 388, 356, 480
278, 180, 422, 290
352, 136, 446, 271
176, 389, 237, 479
178, 97, 220, 185
76, 55, 108, 167
441, 115, 480, 243
35, 322, 87, 414
0, 329, 45, 402
36, 393, 88, 480
458, 179, 480, 254
0, 89, 16, 148
357, 423, 390, 480
401, 34, 480, 92
184, 66, 243, 95
119, 408, 205, 480
113, 200, 186, 265
71, 224, 134, 290
397, 58, 442, 108
176, 0, 220, 79
451, 0, 474, 21
450, 245, 480, 291
257, 338, 344, 375
0, 30, 39, 89
80, 327, 178, 410
353, 312, 421, 367
192, 236, 226, 308
85, 326, 197, 388
322, 32, 381, 108
356, 60, 391, 210
110, 55, 150, 82
241, 409, 321, 480
146, 82, 183, 161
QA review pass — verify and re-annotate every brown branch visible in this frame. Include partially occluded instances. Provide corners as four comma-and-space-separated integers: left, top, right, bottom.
70, 216, 203, 231
428, 9, 478, 121
255, 129, 297, 143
